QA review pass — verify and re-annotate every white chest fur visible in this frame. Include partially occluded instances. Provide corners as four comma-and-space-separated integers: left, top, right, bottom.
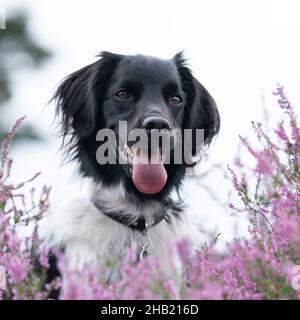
40, 182, 202, 281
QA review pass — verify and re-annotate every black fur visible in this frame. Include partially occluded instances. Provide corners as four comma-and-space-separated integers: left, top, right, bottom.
53, 51, 220, 202
35, 250, 62, 299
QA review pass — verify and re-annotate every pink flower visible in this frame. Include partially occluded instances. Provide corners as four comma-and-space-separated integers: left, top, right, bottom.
1, 87, 300, 300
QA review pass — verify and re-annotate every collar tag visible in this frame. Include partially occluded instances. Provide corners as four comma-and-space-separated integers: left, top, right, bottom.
137, 231, 150, 261
138, 243, 149, 261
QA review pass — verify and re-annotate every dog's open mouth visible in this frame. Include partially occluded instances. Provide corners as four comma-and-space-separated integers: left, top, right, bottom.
118, 141, 167, 195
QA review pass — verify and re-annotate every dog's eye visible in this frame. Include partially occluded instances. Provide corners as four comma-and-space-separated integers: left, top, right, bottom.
115, 90, 130, 100
168, 94, 182, 105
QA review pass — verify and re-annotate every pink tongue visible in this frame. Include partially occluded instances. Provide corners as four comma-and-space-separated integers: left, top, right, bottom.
132, 147, 167, 194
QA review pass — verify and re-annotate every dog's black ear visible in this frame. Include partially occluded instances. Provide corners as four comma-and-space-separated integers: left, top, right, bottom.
53, 52, 121, 138
188, 78, 220, 148
173, 52, 220, 162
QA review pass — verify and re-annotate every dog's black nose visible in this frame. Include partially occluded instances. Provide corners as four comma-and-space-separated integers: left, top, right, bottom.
142, 116, 172, 131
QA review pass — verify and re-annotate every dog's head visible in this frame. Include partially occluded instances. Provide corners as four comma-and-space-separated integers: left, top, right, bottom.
54, 52, 220, 200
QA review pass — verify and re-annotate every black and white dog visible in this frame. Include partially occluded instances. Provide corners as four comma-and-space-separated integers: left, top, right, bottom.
41, 52, 220, 282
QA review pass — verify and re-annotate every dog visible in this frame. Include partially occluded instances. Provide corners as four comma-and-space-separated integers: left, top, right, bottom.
40, 51, 220, 285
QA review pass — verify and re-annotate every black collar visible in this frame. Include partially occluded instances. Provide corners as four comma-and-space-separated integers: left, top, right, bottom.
92, 198, 170, 234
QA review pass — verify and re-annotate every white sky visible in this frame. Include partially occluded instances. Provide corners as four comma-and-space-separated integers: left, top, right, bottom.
2, 0, 300, 248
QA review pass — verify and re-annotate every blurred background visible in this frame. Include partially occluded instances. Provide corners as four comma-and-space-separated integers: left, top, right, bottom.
1, 0, 300, 248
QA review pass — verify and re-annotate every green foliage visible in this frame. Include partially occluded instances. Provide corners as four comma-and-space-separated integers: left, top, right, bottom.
0, 10, 51, 143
